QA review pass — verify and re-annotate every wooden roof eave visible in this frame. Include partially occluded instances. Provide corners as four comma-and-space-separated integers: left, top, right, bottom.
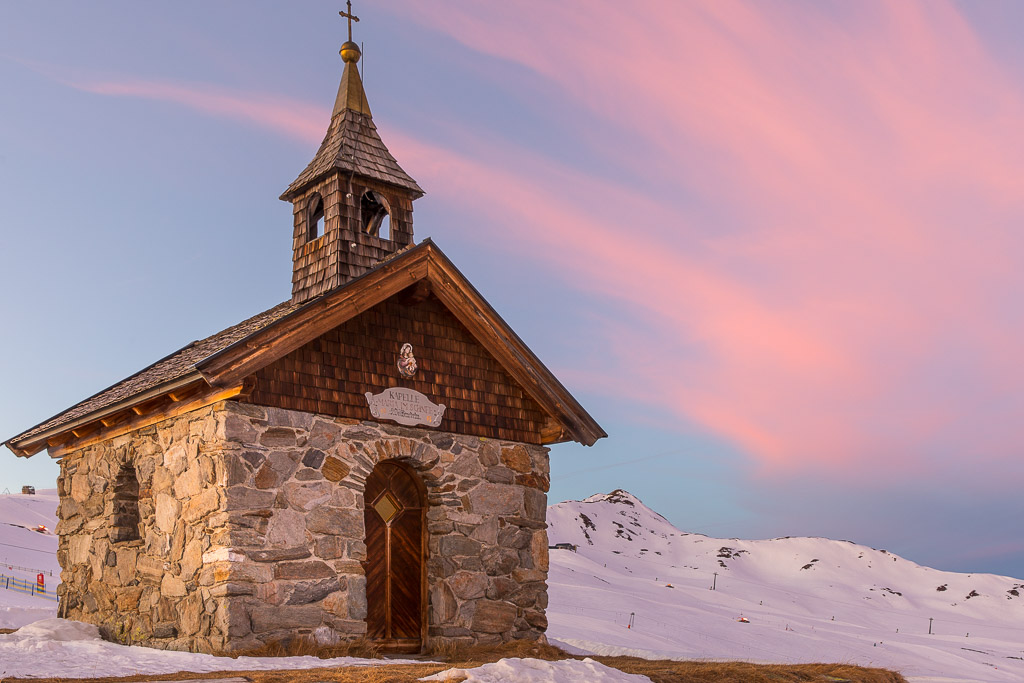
4, 374, 219, 458
280, 168, 425, 204
196, 241, 606, 447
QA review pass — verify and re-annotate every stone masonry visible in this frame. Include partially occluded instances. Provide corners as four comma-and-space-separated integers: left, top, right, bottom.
56, 405, 229, 651
55, 399, 550, 653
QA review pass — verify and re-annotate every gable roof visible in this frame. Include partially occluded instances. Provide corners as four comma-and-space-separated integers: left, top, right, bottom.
5, 240, 604, 457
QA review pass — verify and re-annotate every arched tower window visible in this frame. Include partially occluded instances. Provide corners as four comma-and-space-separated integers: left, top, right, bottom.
307, 193, 325, 241
110, 463, 141, 543
360, 190, 390, 239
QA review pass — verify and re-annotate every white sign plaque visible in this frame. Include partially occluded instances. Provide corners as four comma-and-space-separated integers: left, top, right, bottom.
364, 387, 446, 428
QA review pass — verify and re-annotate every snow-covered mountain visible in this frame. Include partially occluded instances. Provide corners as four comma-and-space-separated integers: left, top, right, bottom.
546, 489, 1024, 683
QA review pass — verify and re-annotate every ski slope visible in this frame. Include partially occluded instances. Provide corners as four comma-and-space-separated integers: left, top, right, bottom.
0, 489, 60, 628
546, 490, 1024, 683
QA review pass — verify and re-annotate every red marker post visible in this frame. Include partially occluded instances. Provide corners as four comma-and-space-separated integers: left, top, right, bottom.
36, 573, 45, 594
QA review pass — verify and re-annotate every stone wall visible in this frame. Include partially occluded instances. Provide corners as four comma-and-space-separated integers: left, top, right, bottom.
56, 404, 232, 651
55, 399, 551, 653
219, 400, 550, 650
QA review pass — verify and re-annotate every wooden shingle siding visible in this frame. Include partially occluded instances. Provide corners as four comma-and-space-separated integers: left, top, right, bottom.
291, 173, 415, 303
248, 292, 546, 444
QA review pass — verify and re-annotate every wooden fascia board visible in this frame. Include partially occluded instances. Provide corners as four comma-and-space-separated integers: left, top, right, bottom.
198, 249, 431, 388
5, 374, 206, 458
4, 441, 34, 458
429, 271, 593, 445
424, 251, 606, 447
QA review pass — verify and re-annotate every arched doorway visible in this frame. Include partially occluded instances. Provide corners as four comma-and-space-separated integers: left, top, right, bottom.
362, 459, 427, 652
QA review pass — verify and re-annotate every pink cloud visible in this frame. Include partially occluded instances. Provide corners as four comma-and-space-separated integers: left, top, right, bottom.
389, 1, 1024, 480
69, 78, 327, 144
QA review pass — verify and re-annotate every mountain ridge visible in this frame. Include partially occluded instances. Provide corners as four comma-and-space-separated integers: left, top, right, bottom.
546, 489, 1024, 682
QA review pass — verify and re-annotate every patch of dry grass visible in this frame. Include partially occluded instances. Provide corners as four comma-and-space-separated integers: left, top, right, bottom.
3, 648, 908, 683
425, 637, 566, 663
593, 656, 907, 682
1, 661, 910, 683
1, 629, 908, 683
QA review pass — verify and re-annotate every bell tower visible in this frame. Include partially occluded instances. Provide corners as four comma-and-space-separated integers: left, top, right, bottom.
281, 3, 424, 305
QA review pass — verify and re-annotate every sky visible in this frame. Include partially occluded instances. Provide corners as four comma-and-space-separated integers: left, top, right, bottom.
2, 1, 1024, 578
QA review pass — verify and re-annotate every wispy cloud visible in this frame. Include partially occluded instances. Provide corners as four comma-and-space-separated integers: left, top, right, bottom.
391, 0, 1024, 482
68, 78, 327, 144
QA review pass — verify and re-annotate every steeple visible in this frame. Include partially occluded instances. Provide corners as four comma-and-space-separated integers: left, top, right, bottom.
281, 3, 424, 305
333, 41, 371, 117
333, 8, 370, 118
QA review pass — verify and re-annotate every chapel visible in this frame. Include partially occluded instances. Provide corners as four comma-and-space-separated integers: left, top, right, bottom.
3, 8, 604, 654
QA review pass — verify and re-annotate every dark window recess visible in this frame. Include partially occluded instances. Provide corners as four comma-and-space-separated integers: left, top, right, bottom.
110, 464, 141, 543
308, 193, 325, 241
360, 190, 390, 238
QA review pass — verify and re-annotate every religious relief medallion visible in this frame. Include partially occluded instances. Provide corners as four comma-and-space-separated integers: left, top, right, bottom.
365, 387, 445, 428
397, 342, 418, 378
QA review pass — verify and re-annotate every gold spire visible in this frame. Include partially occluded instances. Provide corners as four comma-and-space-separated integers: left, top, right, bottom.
333, 2, 370, 117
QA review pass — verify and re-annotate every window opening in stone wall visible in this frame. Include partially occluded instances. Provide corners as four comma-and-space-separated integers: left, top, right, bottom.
308, 193, 325, 241
110, 463, 141, 543
360, 190, 390, 239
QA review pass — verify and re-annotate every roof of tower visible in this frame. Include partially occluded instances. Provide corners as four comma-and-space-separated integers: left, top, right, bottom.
281, 40, 423, 201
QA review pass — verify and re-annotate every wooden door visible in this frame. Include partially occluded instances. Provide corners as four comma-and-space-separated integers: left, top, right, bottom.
363, 460, 426, 652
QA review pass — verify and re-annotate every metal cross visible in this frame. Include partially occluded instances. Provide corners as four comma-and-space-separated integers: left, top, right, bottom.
339, 1, 360, 42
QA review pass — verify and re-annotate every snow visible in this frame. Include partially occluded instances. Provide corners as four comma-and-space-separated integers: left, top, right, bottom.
15, 618, 98, 641
546, 490, 1024, 683
2, 487, 1023, 681
0, 618, 424, 679
420, 657, 652, 682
